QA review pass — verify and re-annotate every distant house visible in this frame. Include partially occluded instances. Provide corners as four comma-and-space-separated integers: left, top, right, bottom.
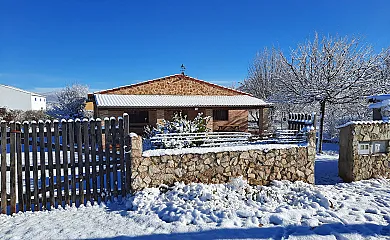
88, 74, 271, 134
0, 84, 46, 111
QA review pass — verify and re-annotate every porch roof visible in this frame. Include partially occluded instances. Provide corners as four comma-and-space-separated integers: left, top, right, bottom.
95, 94, 271, 109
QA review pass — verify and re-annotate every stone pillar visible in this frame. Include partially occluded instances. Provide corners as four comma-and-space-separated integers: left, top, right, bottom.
130, 134, 143, 192
205, 108, 213, 132
156, 109, 165, 125
306, 130, 316, 184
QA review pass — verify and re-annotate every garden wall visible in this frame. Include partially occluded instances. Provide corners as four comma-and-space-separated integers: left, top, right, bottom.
339, 122, 390, 182
129, 131, 316, 191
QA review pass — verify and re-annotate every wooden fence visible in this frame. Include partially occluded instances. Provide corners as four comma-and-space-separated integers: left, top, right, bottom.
288, 112, 316, 131
0, 115, 131, 215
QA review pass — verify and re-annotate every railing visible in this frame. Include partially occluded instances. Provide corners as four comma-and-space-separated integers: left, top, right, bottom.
288, 112, 316, 131
273, 129, 307, 143
150, 132, 252, 148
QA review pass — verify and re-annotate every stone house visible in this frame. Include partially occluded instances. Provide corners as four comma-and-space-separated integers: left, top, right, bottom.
88, 74, 271, 134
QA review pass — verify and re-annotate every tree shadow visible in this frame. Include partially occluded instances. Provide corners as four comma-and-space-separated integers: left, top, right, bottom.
315, 158, 343, 185
84, 222, 390, 240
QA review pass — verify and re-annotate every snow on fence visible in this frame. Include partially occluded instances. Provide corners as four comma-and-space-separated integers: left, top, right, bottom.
288, 112, 316, 131
0, 115, 131, 215
150, 132, 252, 148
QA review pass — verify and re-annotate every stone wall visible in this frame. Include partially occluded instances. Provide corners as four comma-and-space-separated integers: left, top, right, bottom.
339, 122, 390, 182
129, 131, 316, 192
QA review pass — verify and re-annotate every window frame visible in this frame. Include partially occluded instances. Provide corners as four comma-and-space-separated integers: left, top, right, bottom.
213, 109, 229, 121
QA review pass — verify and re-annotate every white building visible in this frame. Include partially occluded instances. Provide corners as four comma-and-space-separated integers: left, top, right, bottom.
0, 84, 46, 111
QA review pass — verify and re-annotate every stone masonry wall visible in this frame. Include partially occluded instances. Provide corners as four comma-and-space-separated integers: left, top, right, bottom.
129, 131, 316, 192
339, 122, 390, 182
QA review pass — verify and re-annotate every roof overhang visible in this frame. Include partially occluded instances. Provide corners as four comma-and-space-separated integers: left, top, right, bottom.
94, 94, 272, 109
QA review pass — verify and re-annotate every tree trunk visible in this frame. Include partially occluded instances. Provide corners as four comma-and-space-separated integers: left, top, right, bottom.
318, 100, 326, 153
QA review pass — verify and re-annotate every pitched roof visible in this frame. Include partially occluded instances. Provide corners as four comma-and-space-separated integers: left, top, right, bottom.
95, 94, 271, 108
92, 74, 250, 96
0, 84, 45, 97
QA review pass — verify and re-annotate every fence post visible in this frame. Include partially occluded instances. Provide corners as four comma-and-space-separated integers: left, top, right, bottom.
111, 118, 118, 198
54, 120, 62, 208
90, 119, 98, 202
123, 114, 131, 195
83, 119, 91, 204
1, 121, 6, 214
46, 120, 54, 209
23, 121, 31, 211
16, 122, 23, 213
96, 119, 104, 202
75, 119, 84, 205
118, 117, 125, 198
62, 120, 70, 206
38, 121, 46, 210
104, 118, 110, 202
68, 120, 76, 205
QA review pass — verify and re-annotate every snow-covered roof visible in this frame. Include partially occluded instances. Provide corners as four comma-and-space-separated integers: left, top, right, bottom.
336, 120, 390, 129
95, 94, 271, 108
366, 94, 390, 101
368, 99, 390, 109
0, 84, 44, 97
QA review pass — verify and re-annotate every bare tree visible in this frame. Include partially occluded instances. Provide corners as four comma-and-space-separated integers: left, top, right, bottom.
240, 48, 281, 100
239, 48, 282, 128
276, 33, 387, 152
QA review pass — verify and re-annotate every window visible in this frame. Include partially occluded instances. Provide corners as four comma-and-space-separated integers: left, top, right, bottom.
358, 143, 370, 155
129, 110, 149, 123
213, 110, 228, 121
35, 98, 37, 101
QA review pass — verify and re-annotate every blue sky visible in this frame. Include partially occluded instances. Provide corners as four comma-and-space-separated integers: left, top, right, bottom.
0, 0, 389, 93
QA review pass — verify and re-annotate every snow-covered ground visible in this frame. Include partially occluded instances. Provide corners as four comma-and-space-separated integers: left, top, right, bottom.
1, 144, 390, 240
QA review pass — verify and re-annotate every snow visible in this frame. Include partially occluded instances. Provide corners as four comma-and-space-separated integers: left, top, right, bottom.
336, 120, 390, 129
1, 144, 390, 239
369, 99, 390, 109
367, 94, 390, 101
143, 143, 305, 157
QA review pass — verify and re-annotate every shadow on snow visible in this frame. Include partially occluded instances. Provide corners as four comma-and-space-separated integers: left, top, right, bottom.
85, 222, 390, 240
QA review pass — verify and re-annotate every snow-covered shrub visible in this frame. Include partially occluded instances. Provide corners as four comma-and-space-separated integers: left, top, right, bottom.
144, 112, 211, 149
0, 108, 51, 122
47, 84, 89, 120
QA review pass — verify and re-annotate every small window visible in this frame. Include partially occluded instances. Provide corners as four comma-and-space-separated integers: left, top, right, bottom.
213, 110, 228, 121
35, 98, 37, 101
40, 98, 41, 101
358, 143, 370, 155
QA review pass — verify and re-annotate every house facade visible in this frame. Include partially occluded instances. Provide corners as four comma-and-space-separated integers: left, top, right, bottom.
0, 84, 46, 111
88, 74, 271, 134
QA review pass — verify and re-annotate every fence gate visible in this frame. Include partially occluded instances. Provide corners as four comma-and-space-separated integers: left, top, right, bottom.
0, 114, 131, 215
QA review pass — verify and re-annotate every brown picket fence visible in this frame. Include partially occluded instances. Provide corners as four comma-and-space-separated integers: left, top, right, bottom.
0, 114, 131, 215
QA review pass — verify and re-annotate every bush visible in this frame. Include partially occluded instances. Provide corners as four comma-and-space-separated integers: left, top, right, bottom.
0, 108, 52, 122
144, 112, 211, 149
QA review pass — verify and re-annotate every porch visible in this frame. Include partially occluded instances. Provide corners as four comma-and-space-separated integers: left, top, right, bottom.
92, 94, 272, 135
